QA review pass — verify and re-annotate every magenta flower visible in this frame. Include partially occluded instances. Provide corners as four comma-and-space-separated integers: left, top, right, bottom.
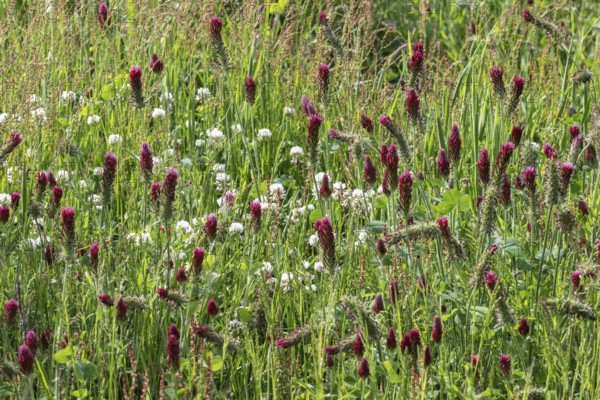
499, 354, 511, 375
250, 200, 262, 231
409, 328, 421, 347
205, 214, 218, 241
560, 162, 575, 192
376, 238, 387, 256
543, 142, 558, 159
357, 357, 370, 379
318, 11, 329, 25
315, 217, 336, 270
150, 54, 163, 73
496, 142, 515, 171
46, 171, 56, 188
437, 148, 450, 177
157, 288, 168, 299
207, 299, 219, 316
50, 187, 63, 208
389, 278, 399, 304
400, 333, 412, 354
449, 125, 462, 164
360, 113, 373, 133
4, 299, 19, 323
140, 142, 153, 179
409, 50, 423, 73
98, 294, 114, 307
98, 2, 109, 27
301, 94, 317, 116
379, 144, 389, 166
471, 353, 480, 368
412, 42, 424, 53
386, 327, 397, 349
577, 200, 589, 216
571, 270, 582, 292
0, 206, 8, 223
40, 329, 52, 350
398, 170, 413, 215
176, 268, 188, 283
500, 172, 511, 205
522, 9, 534, 23
245, 75, 256, 104
353, 332, 364, 356
167, 334, 180, 369
518, 317, 530, 336
129, 65, 142, 93
90, 242, 99, 270
424, 344, 433, 367
307, 113, 323, 157
18, 345, 34, 375
11, 192, 20, 209
192, 247, 205, 274
372, 294, 384, 314
61, 207, 76, 249
406, 89, 420, 121
485, 271, 497, 292
386, 144, 399, 170
431, 315, 443, 343
478, 149, 490, 185
168, 324, 180, 339
36, 171, 48, 194
115, 299, 127, 320
363, 155, 376, 185
512, 76, 525, 98
317, 64, 330, 102
103, 152, 118, 191
25, 331, 39, 355
161, 168, 178, 220
209, 17, 223, 39
319, 173, 332, 198
511, 126, 524, 146
523, 166, 536, 192
490, 66, 505, 97
570, 126, 580, 141
150, 182, 161, 205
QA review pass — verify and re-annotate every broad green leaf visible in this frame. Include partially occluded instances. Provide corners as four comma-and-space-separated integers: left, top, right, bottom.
382, 360, 393, 375
211, 357, 224, 372
74, 361, 98, 381
71, 390, 88, 399
309, 209, 322, 224
53, 347, 74, 364
100, 84, 116, 100
367, 220, 385, 234
237, 307, 252, 323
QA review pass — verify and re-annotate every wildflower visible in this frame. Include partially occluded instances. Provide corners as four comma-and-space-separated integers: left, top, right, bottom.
152, 108, 166, 119
139, 142, 153, 180
363, 155, 376, 185
245, 75, 256, 104
577, 200, 589, 216
499, 354, 511, 375
571, 270, 582, 292
161, 168, 178, 221
209, 17, 230, 69
301, 94, 317, 116
205, 214, 218, 240
373, 294, 384, 313
523, 166, 536, 192
192, 247, 205, 274
0, 131, 23, 163
175, 268, 188, 283
518, 317, 530, 336
87, 114, 101, 126
150, 53, 164, 73
307, 113, 323, 160
207, 299, 219, 316
438, 148, 450, 177
389, 278, 400, 304
25, 331, 39, 355
195, 87, 212, 103
98, 294, 114, 306
0, 206, 8, 223
431, 315, 443, 343
478, 149, 490, 185
229, 222, 244, 235
357, 358, 370, 379
61, 207, 76, 255
319, 173, 332, 198
560, 162, 575, 195
360, 113, 373, 133
315, 217, 336, 271
449, 125, 462, 164
129, 65, 144, 106
11, 192, 20, 209
376, 238, 387, 256
508, 76, 525, 114
511, 126, 524, 146
150, 183, 161, 206
400, 333, 412, 354
353, 332, 364, 356
167, 334, 180, 369
275, 325, 313, 349
471, 354, 480, 368
4, 299, 19, 323
317, 64, 330, 104
409, 50, 423, 74
398, 170, 413, 216
18, 345, 34, 375
257, 128, 272, 140
284, 106, 295, 116
102, 152, 117, 203
386, 327, 397, 349
98, 2, 109, 27
490, 66, 505, 98
485, 271, 497, 292
250, 200, 262, 231
406, 88, 420, 123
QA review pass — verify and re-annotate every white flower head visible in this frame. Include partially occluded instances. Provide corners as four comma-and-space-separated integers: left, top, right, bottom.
93, 167, 103, 176
87, 115, 101, 126
78, 180, 88, 189
108, 134, 122, 145
206, 128, 225, 142
229, 222, 244, 234
29, 94, 41, 104
290, 146, 304, 163
269, 183, 285, 198
56, 170, 71, 182
181, 158, 192, 167
308, 234, 319, 247
195, 139, 205, 147
153, 156, 162, 166
231, 124, 242, 134
257, 128, 272, 140
284, 106, 295, 116
175, 220, 193, 235
0, 113, 9, 124
261, 262, 273, 273
30, 108, 47, 124
195, 87, 212, 103
152, 108, 166, 119
61, 91, 77, 102
313, 261, 324, 272
0, 193, 10, 207
161, 92, 174, 104
212, 163, 226, 172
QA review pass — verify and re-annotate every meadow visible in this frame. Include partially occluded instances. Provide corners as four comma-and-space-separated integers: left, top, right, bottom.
1, 0, 600, 398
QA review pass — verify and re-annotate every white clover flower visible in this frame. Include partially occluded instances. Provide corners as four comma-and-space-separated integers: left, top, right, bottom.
152, 156, 162, 166
56, 170, 71, 182
140, 231, 153, 245
302, 260, 311, 270
229, 319, 243, 330
177, 250, 187, 260
290, 146, 304, 163
186, 120, 195, 130
24, 237, 42, 249
195, 87, 212, 103
231, 124, 242, 134
26, 149, 37, 158
215, 173, 231, 190
93, 167, 103, 176
261, 262, 273, 273
87, 115, 101, 126
161, 92, 174, 105
195, 139, 205, 147
30, 108, 47, 124
0, 193, 10, 206
78, 180, 88, 189
229, 222, 244, 234
212, 163, 226, 172
284, 106, 295, 116
61, 91, 77, 102
206, 128, 224, 141
257, 128, 272, 140
6, 167, 17, 183
166, 149, 175, 157
181, 158, 192, 167
0, 113, 8, 124
307, 204, 315, 211
269, 183, 285, 198
175, 220, 193, 235
108, 134, 122, 145
29, 94, 41, 104
152, 108, 166, 119
313, 261, 324, 272
308, 234, 319, 247
310, 284, 317, 292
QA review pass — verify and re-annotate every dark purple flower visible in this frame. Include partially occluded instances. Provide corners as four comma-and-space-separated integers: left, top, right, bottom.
363, 155, 376, 185
379, 144, 389, 166
301, 94, 317, 116
50, 187, 63, 207
449, 125, 461, 164
431, 315, 443, 343
103, 152, 118, 189
90, 242, 99, 270
210, 17, 223, 39
176, 268, 188, 283
98, 294, 114, 307
386, 144, 399, 170
409, 51, 423, 72
409, 328, 421, 347
163, 168, 178, 203
250, 200, 262, 231
4, 299, 19, 323
98, 2, 109, 27
326, 353, 334, 367
319, 173, 332, 198
11, 192, 20, 209
485, 271, 497, 292
560, 162, 575, 191
523, 166, 536, 191
307, 113, 323, 154
500, 172, 511, 205
400, 333, 412, 354
315, 217, 336, 269
577, 200, 589, 216
511, 126, 524, 146
317, 64, 330, 102
543, 142, 558, 159
245, 75, 256, 104
46, 171, 56, 188
569, 126, 580, 141
140, 142, 153, 178
389, 278, 399, 304
61, 207, 76, 245
0, 206, 8, 223
40, 329, 52, 350
512, 76, 525, 98
353, 332, 364, 356
192, 247, 205, 274
205, 214, 218, 240
406, 89, 420, 121
386, 327, 397, 349
499, 354, 511, 375
398, 170, 413, 215
424, 344, 433, 367
518, 317, 530, 336
167, 334, 180, 369
44, 243, 56, 265
478, 148, 490, 185
571, 270, 582, 292
168, 324, 180, 339
150, 54, 163, 73
490, 66, 505, 97
25, 331, 39, 355
18, 345, 34, 375
437, 148, 450, 177
377, 238, 387, 256
318, 11, 329, 25
116, 298, 127, 321
151, 182, 161, 205
357, 357, 370, 379
157, 288, 168, 299
129, 65, 142, 93
523, 9, 534, 23
437, 216, 449, 235
496, 142, 515, 170
373, 294, 384, 314
207, 299, 219, 316
37, 171, 48, 194
360, 113, 373, 133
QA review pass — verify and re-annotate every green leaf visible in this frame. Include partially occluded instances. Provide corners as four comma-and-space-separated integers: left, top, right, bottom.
53, 347, 74, 364
71, 390, 88, 399
268, 0, 288, 14
205, 255, 216, 267
211, 357, 224, 372
382, 360, 393, 375
367, 220, 385, 234
309, 209, 322, 224
389, 374, 403, 384
237, 307, 252, 323
458, 194, 471, 212
74, 361, 98, 381
100, 84, 116, 101
432, 189, 462, 215
374, 195, 388, 210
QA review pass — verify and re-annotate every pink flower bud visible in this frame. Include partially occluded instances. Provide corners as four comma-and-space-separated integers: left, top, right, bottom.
207, 299, 219, 316
523, 166, 536, 191
245, 75, 256, 104
250, 200, 262, 231
205, 214, 218, 240
571, 270, 582, 292
129, 65, 142, 93
357, 358, 370, 379
478, 148, 490, 185
210, 17, 223, 38
437, 149, 450, 177
98, 294, 114, 307
363, 155, 376, 185
543, 142, 558, 159
11, 192, 20, 209
353, 332, 364, 356
192, 247, 205, 274
167, 334, 180, 369
18, 345, 34, 375
301, 94, 317, 116
569, 126, 580, 141
449, 124, 461, 163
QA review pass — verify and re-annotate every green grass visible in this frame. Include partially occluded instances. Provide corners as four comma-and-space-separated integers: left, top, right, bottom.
0, 0, 599, 398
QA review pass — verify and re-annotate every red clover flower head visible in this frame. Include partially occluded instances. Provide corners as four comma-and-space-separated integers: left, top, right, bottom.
386, 327, 397, 349
437, 149, 450, 177
205, 214, 218, 240
543, 143, 558, 159
0, 206, 8, 223
176, 268, 188, 283
98, 2, 109, 27
431, 315, 443, 343
376, 238, 387, 256
569, 126, 580, 141
11, 192, 20, 209
168, 324, 180, 339
511, 126, 524, 146
496, 142, 515, 169
245, 75, 256, 104
523, 166, 536, 191
485, 271, 497, 292
129, 65, 142, 92
478, 148, 490, 185
406, 89, 420, 120
353, 332, 364, 356
150, 54, 164, 73
98, 294, 114, 307
18, 345, 35, 375
301, 94, 317, 116
209, 17, 223, 39
4, 299, 19, 323
207, 299, 219, 316
499, 354, 511, 375
571, 270, 582, 292
90, 242, 99, 269
250, 200, 262, 231
357, 357, 370, 379
522, 9, 534, 23
518, 317, 530, 336
363, 155, 376, 185
318, 11, 329, 25
25, 331, 39, 355
449, 124, 462, 163
360, 113, 373, 133
167, 334, 180, 369
372, 294, 384, 314
192, 247, 205, 274
140, 142, 153, 178
577, 200, 589, 216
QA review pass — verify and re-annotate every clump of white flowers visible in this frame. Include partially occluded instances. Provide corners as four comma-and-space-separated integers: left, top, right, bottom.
308, 233, 319, 247
108, 134, 122, 145
284, 106, 296, 116
181, 158, 192, 167
206, 128, 225, 142
152, 108, 166, 119
290, 146, 304, 164
175, 220, 193, 235
30, 108, 47, 124
231, 124, 242, 134
87, 115, 101, 126
195, 87, 212, 103
61, 91, 77, 102
229, 222, 244, 235
93, 167, 103, 176
269, 183, 285, 198
257, 128, 272, 141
